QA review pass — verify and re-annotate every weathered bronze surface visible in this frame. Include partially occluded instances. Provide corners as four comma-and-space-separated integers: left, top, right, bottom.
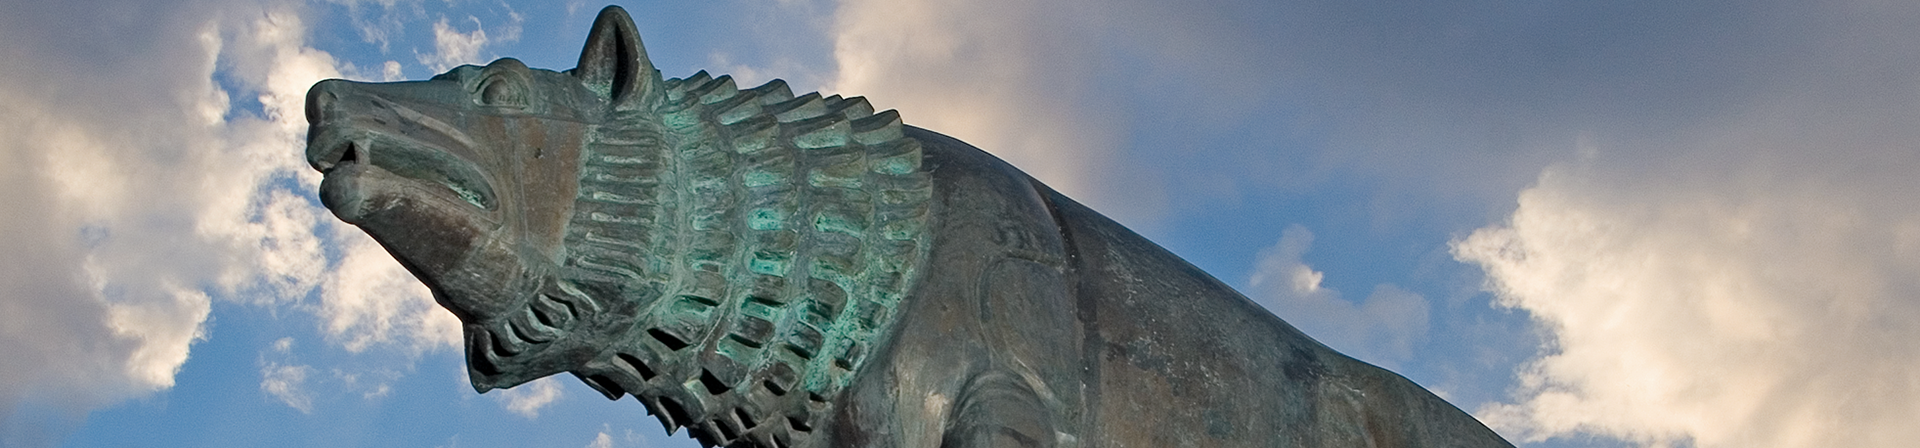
304, 6, 1514, 447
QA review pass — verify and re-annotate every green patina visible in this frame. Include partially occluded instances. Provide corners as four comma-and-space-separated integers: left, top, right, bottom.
558, 70, 932, 442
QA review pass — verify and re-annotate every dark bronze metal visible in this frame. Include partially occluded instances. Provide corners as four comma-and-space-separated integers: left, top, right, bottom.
305, 5, 1514, 447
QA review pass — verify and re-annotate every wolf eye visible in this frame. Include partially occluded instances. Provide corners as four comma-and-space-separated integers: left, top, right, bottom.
477, 74, 527, 108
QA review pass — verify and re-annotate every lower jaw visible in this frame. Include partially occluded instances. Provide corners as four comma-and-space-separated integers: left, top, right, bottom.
319, 161, 374, 223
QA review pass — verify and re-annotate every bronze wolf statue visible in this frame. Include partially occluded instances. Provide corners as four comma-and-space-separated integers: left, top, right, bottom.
304, 6, 1512, 448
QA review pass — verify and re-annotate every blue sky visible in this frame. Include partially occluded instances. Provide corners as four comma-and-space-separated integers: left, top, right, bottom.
3, 0, 1918, 447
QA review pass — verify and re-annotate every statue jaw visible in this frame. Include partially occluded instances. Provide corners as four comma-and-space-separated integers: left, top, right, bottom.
323, 168, 597, 392
313, 146, 595, 391
322, 160, 601, 392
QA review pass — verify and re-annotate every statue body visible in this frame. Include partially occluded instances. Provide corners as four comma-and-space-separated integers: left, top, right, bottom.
304, 6, 1512, 447
842, 130, 1512, 448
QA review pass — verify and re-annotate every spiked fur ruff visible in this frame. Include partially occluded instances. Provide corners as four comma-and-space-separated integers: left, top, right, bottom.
552, 71, 933, 447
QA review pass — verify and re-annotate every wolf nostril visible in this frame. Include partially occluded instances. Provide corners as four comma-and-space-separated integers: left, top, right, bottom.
339, 142, 359, 164
312, 141, 357, 173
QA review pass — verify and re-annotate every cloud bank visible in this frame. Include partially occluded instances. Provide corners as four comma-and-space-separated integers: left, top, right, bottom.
1456, 153, 1920, 447
0, 2, 248, 436
1452, 3, 1920, 443
0, 0, 458, 439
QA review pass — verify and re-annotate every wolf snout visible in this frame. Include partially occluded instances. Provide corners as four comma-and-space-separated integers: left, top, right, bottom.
305, 79, 346, 125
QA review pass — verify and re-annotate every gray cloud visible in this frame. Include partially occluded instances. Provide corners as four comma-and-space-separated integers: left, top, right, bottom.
817, 0, 1814, 238
824, 1, 1908, 228
826, 0, 1166, 227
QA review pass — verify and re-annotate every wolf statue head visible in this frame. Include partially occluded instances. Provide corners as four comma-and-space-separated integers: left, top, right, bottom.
306, 6, 931, 445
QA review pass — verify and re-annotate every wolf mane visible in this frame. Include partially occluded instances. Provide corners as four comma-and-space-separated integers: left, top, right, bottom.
551, 71, 933, 446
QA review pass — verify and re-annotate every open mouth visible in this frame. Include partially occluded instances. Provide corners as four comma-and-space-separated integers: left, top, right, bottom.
309, 125, 498, 216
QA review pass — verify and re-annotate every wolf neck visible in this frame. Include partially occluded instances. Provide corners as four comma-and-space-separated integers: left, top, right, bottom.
557, 71, 934, 447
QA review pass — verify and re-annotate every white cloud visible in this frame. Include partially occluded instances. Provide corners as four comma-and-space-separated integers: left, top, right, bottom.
581, 425, 645, 448
260, 361, 315, 413
585, 431, 614, 448
0, 5, 240, 436
1247, 225, 1431, 367
826, 0, 1164, 225
495, 9, 525, 44
416, 16, 490, 73
320, 231, 460, 352
323, 0, 420, 53
0, 0, 458, 440
221, 1, 458, 354
210, 4, 457, 354
1455, 145, 1920, 447
331, 366, 402, 400
381, 60, 406, 81
259, 338, 314, 414
704, 52, 779, 90
493, 376, 565, 419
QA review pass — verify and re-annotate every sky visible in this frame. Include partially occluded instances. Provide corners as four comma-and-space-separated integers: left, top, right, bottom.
1, 0, 1917, 447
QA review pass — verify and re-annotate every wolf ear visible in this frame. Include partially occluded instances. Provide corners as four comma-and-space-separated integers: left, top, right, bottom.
575, 5, 659, 111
